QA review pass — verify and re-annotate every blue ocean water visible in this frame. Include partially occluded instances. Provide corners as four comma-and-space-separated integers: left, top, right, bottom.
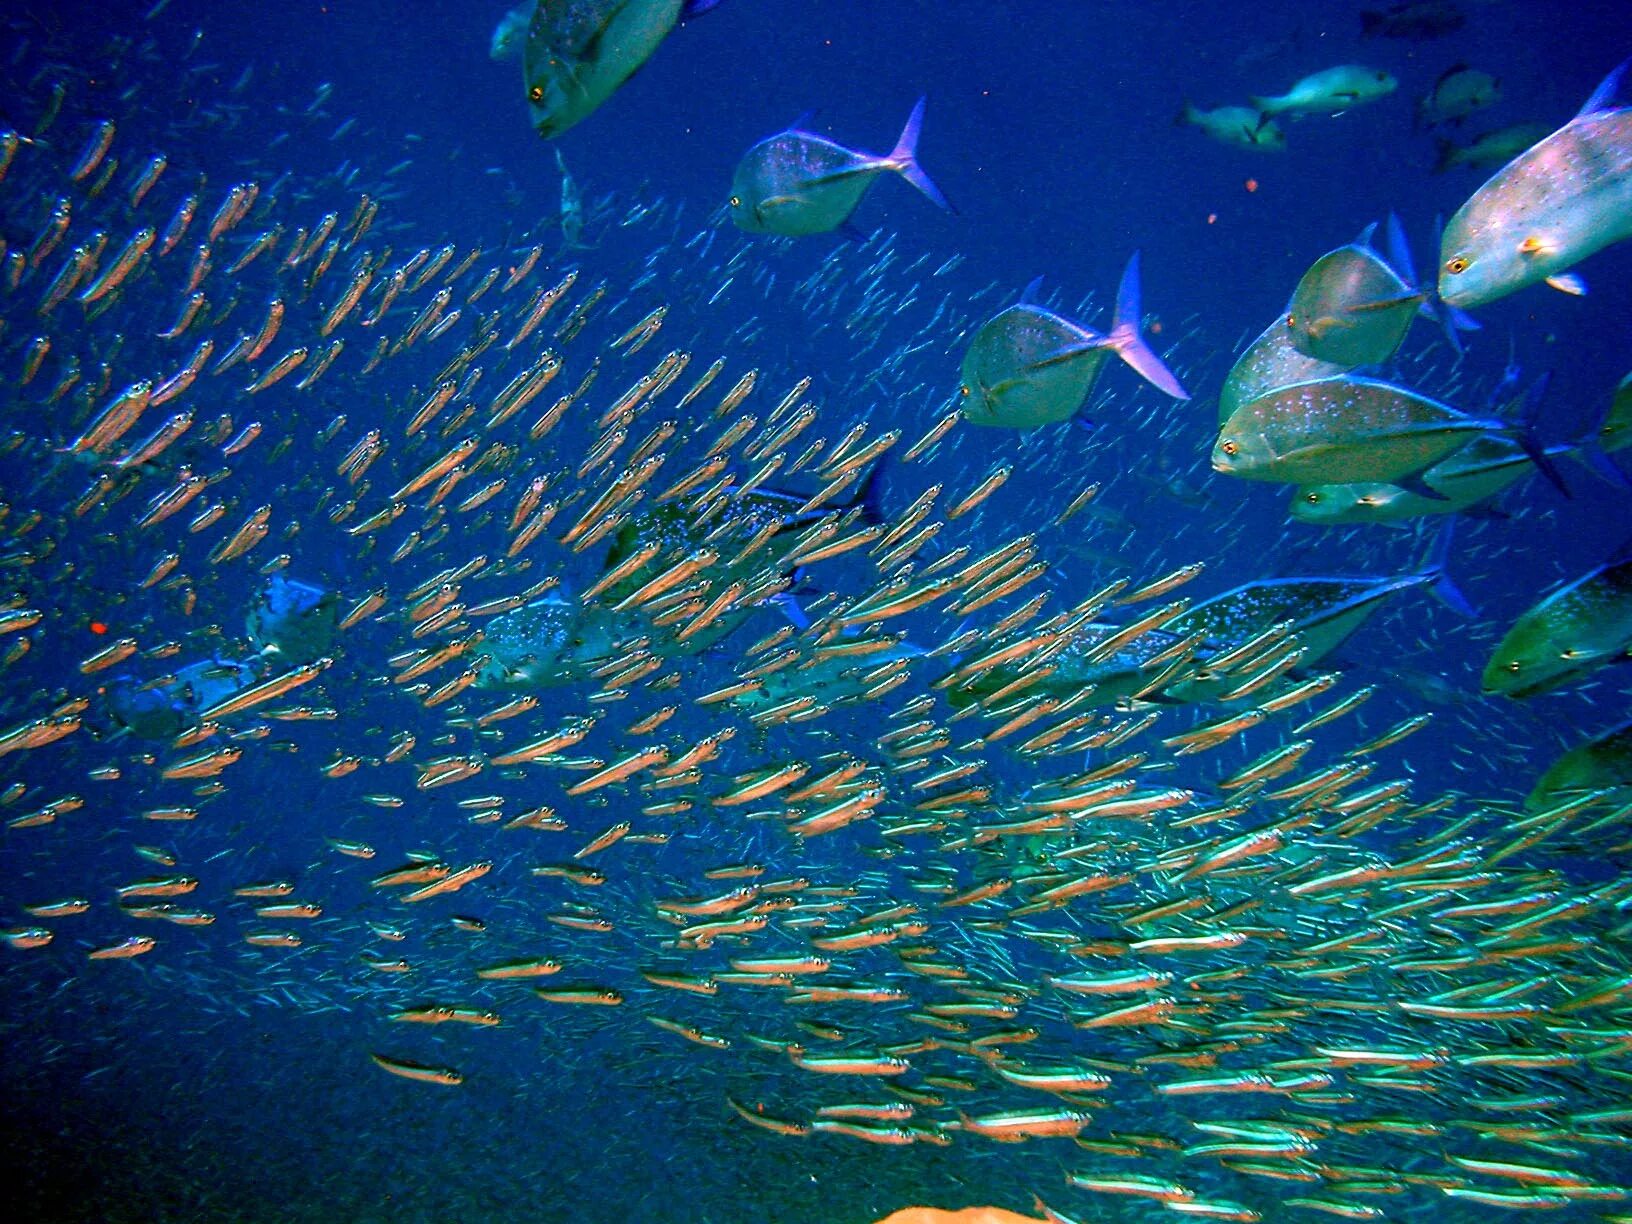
2, 2, 1631, 1221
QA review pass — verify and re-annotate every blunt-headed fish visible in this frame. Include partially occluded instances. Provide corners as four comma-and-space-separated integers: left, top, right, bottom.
729, 97, 952, 236
1527, 720, 1632, 811
1433, 122, 1552, 173
1483, 549, 1632, 697
524, 0, 722, 138
1438, 60, 1632, 308
1418, 63, 1500, 128
1219, 314, 1346, 424
1250, 65, 1398, 118
1176, 102, 1285, 151
1214, 375, 1508, 487
1291, 435, 1569, 525
959, 252, 1189, 429
1285, 217, 1423, 366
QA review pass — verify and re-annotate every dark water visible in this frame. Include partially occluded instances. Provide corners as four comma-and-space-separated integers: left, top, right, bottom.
2, 2, 1631, 1222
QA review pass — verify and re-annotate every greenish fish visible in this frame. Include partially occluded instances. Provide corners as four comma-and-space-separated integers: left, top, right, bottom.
1214, 375, 1509, 488
959, 252, 1189, 429
524, 0, 722, 138
1417, 63, 1500, 128
1176, 102, 1286, 151
729, 97, 952, 237
1438, 60, 1632, 308
1601, 371, 1632, 454
1433, 122, 1553, 173
1483, 550, 1632, 698
1290, 435, 1570, 526
1527, 720, 1632, 811
1250, 64, 1398, 118
1219, 314, 1347, 425
1285, 216, 1425, 366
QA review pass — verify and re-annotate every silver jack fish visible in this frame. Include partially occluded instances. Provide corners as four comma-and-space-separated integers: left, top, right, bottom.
524, 0, 722, 138
1439, 59, 1632, 308
958, 252, 1189, 429
729, 97, 953, 237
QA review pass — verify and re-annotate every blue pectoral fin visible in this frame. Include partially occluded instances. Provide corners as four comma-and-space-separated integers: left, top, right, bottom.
1505, 385, 1570, 497
680, 0, 724, 18
1572, 442, 1632, 491
837, 219, 869, 244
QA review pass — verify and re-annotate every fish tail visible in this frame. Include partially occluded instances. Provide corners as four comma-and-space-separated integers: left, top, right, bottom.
1500, 373, 1571, 499
888, 96, 956, 213
1417, 520, 1475, 616
1431, 136, 1459, 173
1569, 385, 1632, 490
1247, 94, 1279, 116
1109, 250, 1189, 400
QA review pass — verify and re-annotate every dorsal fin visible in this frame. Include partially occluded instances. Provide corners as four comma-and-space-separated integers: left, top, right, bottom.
1019, 275, 1045, 306
1579, 58, 1630, 118
1353, 220, 1378, 250
1384, 212, 1417, 287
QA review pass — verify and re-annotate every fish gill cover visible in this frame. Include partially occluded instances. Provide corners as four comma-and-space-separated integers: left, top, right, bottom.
1, 1, 1631, 1222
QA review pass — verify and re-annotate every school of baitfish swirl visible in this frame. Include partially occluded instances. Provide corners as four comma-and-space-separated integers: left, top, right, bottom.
3, 9, 1632, 1224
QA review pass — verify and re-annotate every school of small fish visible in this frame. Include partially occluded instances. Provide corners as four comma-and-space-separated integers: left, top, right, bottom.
3, 3, 1632, 1222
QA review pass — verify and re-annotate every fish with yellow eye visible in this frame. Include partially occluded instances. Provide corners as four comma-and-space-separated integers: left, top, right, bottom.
1439, 59, 1632, 308
523, 0, 723, 139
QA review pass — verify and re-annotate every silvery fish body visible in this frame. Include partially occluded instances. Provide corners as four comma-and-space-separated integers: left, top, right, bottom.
1439, 62, 1632, 308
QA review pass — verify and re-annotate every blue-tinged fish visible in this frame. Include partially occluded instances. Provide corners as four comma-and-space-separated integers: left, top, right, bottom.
1482, 547, 1632, 697
524, 0, 723, 138
1438, 59, 1632, 308
1285, 217, 1426, 366
729, 97, 952, 236
1214, 374, 1521, 489
1433, 122, 1554, 173
958, 252, 1189, 429
1291, 435, 1571, 525
1417, 63, 1500, 128
1250, 65, 1398, 118
247, 575, 339, 665
1176, 102, 1286, 151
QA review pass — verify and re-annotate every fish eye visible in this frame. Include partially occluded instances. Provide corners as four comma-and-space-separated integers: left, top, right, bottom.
1221, 441, 1238, 455
528, 85, 543, 104
729, 195, 741, 208
958, 385, 970, 397
1505, 660, 1521, 672
1304, 492, 1319, 503
1445, 256, 1469, 275
1285, 314, 1296, 329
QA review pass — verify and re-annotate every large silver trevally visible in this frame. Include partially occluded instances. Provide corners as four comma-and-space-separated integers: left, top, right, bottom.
524, 0, 722, 138
729, 97, 953, 237
958, 252, 1189, 429
1213, 375, 1511, 487
1438, 59, 1632, 309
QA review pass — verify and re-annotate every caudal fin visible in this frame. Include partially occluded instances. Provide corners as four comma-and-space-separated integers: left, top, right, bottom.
1417, 520, 1475, 616
888, 97, 956, 214
1108, 250, 1190, 400
1503, 372, 1571, 498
